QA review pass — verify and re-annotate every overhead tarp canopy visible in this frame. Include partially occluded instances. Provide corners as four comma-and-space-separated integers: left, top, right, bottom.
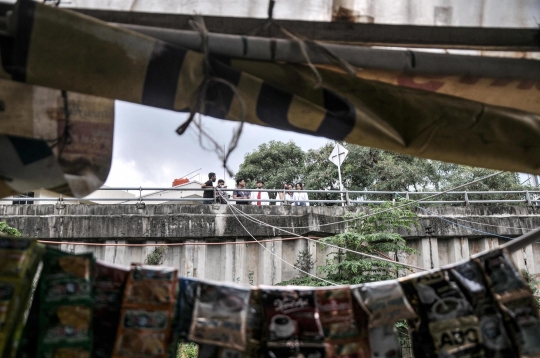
0, 0, 539, 197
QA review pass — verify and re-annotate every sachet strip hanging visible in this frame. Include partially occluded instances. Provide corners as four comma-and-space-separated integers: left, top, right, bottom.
36, 248, 95, 358
0, 236, 43, 358
475, 249, 540, 358
0, 0, 539, 177
2, 235, 540, 357
352, 280, 417, 358
112, 264, 178, 358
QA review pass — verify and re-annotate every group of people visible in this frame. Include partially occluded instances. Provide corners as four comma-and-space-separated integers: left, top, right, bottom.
201, 172, 310, 206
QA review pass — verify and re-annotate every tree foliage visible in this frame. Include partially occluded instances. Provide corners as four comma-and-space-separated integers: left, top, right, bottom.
0, 222, 21, 237
235, 140, 528, 204
235, 140, 305, 190
279, 200, 419, 287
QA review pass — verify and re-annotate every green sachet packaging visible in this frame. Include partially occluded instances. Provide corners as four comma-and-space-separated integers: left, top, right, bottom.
0, 237, 44, 358
36, 248, 95, 358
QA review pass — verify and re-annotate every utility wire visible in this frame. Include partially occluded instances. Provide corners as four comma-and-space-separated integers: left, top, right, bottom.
224, 171, 506, 272
227, 203, 426, 271
417, 215, 535, 232
258, 171, 506, 230
226, 201, 338, 286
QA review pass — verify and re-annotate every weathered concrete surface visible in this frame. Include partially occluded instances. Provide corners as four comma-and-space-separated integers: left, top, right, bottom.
1, 204, 539, 239
1, 204, 539, 285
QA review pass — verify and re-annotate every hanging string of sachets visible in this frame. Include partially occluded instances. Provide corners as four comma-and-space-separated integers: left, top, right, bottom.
1, 236, 540, 358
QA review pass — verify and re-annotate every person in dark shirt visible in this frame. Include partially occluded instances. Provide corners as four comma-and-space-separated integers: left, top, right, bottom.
216, 179, 228, 204
232, 178, 250, 205
201, 172, 216, 204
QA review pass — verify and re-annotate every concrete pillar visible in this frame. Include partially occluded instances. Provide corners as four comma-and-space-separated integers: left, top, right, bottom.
510, 248, 527, 271
246, 241, 259, 286
194, 243, 207, 279
124, 246, 144, 266
183, 240, 207, 278
524, 244, 536, 274
448, 238, 470, 264
232, 239, 247, 285
162, 244, 183, 270
476, 237, 499, 253
280, 239, 299, 282
418, 238, 433, 269
60, 243, 75, 254
223, 241, 235, 283
258, 240, 283, 285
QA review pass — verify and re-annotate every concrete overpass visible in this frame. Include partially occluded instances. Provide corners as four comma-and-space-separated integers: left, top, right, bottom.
1, 204, 539, 285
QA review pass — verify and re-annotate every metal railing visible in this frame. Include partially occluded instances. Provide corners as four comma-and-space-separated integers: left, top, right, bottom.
1, 187, 539, 206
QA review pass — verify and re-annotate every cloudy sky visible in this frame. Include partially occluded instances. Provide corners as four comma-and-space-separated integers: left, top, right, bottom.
104, 101, 330, 189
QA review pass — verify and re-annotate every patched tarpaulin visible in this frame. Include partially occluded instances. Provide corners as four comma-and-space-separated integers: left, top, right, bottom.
0, 1, 539, 198
0, 79, 114, 198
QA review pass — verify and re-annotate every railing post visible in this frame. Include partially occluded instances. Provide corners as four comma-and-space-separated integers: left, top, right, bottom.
406, 192, 409, 200
392, 192, 396, 204
345, 190, 350, 206
136, 186, 145, 209
464, 191, 470, 206
526, 191, 532, 206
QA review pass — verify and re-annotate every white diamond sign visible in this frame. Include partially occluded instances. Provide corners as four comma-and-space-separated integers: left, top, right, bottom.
329, 143, 348, 167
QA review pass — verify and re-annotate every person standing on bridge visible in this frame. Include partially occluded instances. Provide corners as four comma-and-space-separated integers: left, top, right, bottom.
233, 178, 250, 205
251, 179, 270, 206
293, 182, 310, 206
201, 172, 216, 204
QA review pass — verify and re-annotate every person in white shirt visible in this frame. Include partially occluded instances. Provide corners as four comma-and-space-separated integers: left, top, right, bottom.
293, 182, 310, 206
275, 182, 289, 206
251, 179, 270, 206
285, 184, 295, 204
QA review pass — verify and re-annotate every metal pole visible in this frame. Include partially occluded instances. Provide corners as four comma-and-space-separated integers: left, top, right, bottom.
335, 142, 345, 206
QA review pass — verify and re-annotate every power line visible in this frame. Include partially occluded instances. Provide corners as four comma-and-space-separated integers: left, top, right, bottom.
227, 204, 426, 272
253, 171, 507, 230
226, 202, 338, 286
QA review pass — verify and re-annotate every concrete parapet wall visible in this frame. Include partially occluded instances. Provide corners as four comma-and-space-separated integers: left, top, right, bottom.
1, 204, 539, 285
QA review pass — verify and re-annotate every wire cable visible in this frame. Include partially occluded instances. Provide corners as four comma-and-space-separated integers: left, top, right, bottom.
418, 215, 535, 232
227, 203, 427, 272
226, 202, 339, 286
255, 171, 506, 230
393, 193, 527, 241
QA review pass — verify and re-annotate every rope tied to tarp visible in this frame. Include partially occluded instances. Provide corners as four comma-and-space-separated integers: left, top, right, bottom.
176, 16, 247, 177
47, 89, 73, 159
246, 0, 358, 89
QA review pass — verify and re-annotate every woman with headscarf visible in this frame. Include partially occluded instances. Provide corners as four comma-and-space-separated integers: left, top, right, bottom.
292, 182, 310, 206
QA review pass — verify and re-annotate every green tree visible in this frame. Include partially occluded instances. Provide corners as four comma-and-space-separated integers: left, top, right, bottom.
235, 140, 529, 205
235, 140, 305, 190
279, 200, 419, 286
0, 222, 21, 237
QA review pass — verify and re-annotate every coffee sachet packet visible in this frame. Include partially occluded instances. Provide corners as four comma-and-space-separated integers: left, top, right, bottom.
0, 238, 43, 358
176, 277, 199, 340
114, 307, 173, 358
476, 249, 540, 358
93, 261, 129, 358
260, 286, 324, 344
123, 265, 177, 308
449, 260, 514, 358
113, 264, 177, 358
189, 281, 251, 352
315, 286, 359, 342
400, 269, 482, 358
353, 280, 416, 358
37, 248, 95, 358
